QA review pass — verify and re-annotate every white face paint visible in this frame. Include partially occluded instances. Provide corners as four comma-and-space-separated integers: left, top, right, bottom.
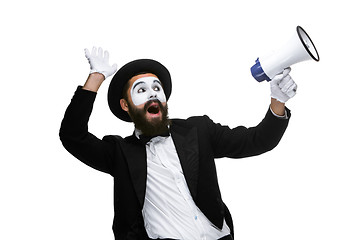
130, 76, 167, 106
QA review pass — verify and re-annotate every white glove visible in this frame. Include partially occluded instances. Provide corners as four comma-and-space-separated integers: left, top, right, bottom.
84, 46, 117, 79
270, 68, 297, 103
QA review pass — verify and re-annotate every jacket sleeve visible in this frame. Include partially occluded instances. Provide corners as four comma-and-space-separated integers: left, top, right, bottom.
205, 107, 291, 159
59, 86, 117, 175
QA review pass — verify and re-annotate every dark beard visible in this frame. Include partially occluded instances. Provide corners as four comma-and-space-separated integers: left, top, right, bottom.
127, 99, 171, 137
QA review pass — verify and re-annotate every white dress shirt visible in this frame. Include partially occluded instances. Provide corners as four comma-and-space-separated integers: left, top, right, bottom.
135, 129, 231, 240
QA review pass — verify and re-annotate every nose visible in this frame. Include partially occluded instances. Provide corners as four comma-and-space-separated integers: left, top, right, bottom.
148, 89, 157, 100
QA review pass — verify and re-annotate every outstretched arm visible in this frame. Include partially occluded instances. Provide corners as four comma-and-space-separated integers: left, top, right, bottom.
208, 68, 297, 159
59, 47, 118, 174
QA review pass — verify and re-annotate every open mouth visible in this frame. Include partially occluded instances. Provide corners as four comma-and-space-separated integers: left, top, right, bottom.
146, 102, 160, 115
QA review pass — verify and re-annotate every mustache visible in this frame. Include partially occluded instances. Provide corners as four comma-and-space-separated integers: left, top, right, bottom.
144, 99, 163, 111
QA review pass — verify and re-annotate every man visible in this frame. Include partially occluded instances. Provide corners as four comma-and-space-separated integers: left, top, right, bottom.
60, 47, 296, 240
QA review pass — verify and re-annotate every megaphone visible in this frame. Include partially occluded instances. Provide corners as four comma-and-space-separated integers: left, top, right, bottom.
250, 26, 319, 82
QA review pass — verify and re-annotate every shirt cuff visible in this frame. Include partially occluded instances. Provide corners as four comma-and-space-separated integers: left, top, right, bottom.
270, 106, 289, 119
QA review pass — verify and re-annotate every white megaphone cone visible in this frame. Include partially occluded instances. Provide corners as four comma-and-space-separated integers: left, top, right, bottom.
251, 26, 320, 82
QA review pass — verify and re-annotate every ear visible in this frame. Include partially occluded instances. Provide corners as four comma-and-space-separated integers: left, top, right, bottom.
120, 99, 129, 112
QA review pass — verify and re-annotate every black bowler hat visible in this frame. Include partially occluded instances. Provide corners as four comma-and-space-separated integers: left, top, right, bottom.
107, 59, 172, 122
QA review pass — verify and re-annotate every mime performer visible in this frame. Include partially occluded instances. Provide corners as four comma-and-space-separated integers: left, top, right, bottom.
60, 47, 297, 240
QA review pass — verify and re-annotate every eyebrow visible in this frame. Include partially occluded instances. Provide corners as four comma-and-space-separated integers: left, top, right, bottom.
154, 79, 162, 85
132, 81, 145, 90
132, 80, 162, 90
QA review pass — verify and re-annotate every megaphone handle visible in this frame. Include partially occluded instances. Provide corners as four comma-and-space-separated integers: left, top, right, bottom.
281, 70, 297, 99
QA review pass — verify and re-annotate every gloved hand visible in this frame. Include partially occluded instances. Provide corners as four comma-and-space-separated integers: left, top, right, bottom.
84, 46, 117, 79
270, 68, 297, 103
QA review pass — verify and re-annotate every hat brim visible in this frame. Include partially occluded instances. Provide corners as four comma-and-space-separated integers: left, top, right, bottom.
108, 59, 172, 122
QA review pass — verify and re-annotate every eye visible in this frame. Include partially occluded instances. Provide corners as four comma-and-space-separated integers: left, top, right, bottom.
153, 83, 163, 92
137, 88, 146, 93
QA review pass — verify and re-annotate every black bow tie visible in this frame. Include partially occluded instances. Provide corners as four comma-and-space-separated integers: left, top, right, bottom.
139, 131, 170, 144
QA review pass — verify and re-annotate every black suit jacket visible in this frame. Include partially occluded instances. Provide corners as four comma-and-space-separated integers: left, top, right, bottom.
60, 87, 290, 239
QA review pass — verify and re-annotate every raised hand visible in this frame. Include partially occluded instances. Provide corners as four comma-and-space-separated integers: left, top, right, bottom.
84, 46, 117, 79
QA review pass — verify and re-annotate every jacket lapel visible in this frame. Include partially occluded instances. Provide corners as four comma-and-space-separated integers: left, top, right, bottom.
170, 122, 199, 199
121, 135, 147, 207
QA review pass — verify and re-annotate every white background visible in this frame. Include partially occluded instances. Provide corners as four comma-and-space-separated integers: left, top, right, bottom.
1, 0, 359, 239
